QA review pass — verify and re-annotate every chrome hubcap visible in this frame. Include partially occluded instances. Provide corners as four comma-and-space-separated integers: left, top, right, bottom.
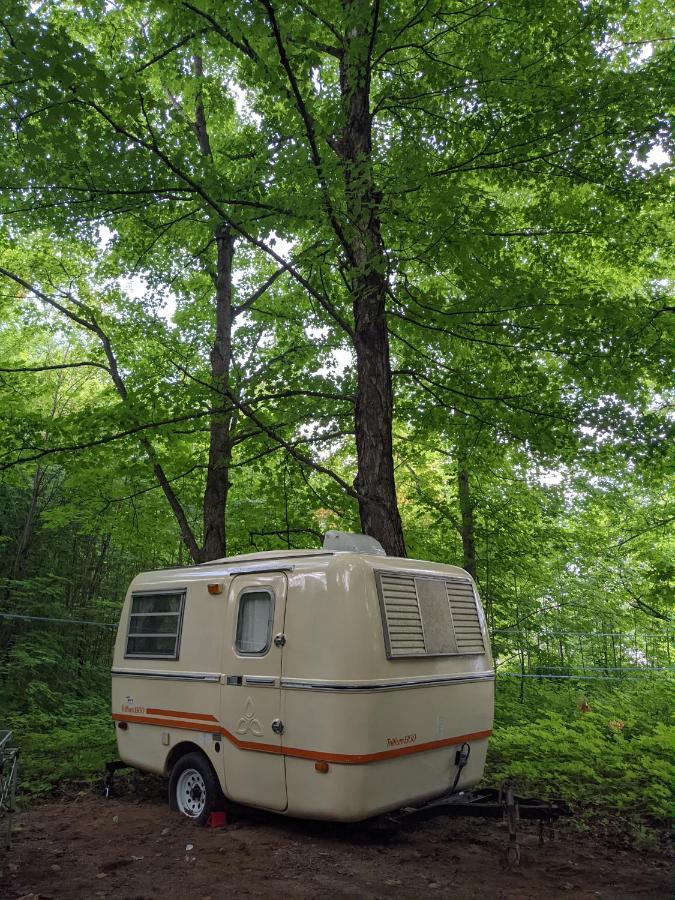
176, 768, 206, 818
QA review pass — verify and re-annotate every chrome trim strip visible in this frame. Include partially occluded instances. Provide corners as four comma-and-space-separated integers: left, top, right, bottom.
129, 588, 189, 595
112, 670, 494, 690
200, 563, 296, 576
280, 672, 495, 693
111, 668, 220, 683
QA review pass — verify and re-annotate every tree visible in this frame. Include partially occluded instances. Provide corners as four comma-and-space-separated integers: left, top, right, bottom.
1, 0, 672, 560
0, 5, 356, 559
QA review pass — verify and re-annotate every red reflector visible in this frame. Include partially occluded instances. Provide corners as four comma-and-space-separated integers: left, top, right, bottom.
117, 721, 128, 731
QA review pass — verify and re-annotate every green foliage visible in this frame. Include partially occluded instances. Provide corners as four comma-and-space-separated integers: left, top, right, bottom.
0, 0, 671, 852
485, 677, 674, 848
7, 699, 115, 798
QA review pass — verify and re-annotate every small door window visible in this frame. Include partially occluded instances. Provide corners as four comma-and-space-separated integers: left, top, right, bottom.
125, 591, 185, 659
235, 589, 274, 655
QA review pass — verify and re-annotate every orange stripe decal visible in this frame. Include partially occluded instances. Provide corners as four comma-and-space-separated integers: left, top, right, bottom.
146, 708, 218, 722
113, 713, 223, 734
283, 730, 492, 764
112, 713, 491, 764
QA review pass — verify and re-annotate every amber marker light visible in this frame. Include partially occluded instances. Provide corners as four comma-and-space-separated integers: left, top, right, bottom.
315, 761, 329, 773
207, 583, 223, 595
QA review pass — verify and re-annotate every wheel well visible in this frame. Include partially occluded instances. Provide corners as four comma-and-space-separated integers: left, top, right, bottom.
164, 741, 205, 775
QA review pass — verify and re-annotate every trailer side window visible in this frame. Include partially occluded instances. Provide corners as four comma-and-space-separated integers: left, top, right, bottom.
125, 591, 185, 659
235, 590, 274, 655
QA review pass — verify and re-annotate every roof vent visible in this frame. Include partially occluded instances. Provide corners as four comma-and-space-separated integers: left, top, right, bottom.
322, 531, 386, 555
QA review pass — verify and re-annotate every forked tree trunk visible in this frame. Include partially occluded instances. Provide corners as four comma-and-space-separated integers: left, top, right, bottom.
339, 1, 406, 557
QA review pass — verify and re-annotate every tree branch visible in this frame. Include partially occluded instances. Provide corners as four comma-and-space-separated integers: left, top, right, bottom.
258, 0, 354, 263
249, 526, 324, 544
0, 361, 110, 374
79, 99, 355, 338
223, 387, 359, 500
233, 261, 290, 315
181, 2, 258, 60
616, 516, 675, 548
0, 265, 203, 559
134, 30, 206, 74
0, 408, 221, 471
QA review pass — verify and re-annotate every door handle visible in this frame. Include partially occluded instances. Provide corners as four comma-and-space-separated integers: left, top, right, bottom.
274, 633, 286, 647
271, 719, 284, 735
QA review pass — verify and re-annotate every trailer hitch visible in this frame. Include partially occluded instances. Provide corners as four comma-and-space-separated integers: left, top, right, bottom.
390, 778, 572, 867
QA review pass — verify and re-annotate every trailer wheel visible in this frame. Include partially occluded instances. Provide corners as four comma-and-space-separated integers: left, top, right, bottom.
168, 752, 224, 826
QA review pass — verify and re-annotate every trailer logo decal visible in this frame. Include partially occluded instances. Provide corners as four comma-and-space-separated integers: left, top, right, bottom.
386, 733, 417, 748
236, 697, 263, 736
122, 702, 146, 714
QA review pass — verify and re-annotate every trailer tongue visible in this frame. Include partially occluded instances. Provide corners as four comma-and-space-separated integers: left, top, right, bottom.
390, 778, 573, 867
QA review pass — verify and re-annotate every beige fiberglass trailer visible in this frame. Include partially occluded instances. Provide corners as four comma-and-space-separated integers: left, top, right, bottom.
111, 532, 495, 824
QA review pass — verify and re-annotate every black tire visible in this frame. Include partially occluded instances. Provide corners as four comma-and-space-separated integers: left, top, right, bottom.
168, 751, 225, 826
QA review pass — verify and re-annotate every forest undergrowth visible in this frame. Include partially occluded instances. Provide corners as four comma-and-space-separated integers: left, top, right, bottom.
5, 664, 672, 853
486, 677, 673, 852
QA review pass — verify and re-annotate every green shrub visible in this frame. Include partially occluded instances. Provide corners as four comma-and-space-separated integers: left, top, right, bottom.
7, 697, 116, 798
485, 676, 674, 848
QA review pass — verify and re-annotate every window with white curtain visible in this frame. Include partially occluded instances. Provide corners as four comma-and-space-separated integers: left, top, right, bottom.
235, 590, 274, 654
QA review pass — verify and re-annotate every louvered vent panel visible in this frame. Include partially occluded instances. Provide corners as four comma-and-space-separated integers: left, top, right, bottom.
446, 580, 485, 653
378, 573, 425, 656
377, 571, 485, 658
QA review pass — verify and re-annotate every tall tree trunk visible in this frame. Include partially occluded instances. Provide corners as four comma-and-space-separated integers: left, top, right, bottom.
201, 227, 235, 561
7, 370, 68, 595
457, 460, 477, 580
193, 53, 235, 563
0, 466, 45, 629
10, 465, 44, 583
339, 1, 406, 557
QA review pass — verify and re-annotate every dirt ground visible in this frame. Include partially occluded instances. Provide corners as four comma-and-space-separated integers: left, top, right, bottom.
1, 778, 671, 900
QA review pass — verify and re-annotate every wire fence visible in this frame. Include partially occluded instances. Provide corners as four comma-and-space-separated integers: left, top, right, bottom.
0, 611, 117, 629
1, 610, 672, 680
491, 623, 673, 679
492, 628, 671, 637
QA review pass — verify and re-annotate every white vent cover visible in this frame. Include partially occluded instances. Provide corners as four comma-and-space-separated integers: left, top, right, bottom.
376, 571, 485, 658
322, 531, 386, 555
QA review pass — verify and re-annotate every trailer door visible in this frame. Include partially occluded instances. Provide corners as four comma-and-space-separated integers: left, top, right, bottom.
219, 572, 287, 810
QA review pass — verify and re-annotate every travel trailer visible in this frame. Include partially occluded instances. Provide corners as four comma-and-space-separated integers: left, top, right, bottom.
111, 532, 495, 824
